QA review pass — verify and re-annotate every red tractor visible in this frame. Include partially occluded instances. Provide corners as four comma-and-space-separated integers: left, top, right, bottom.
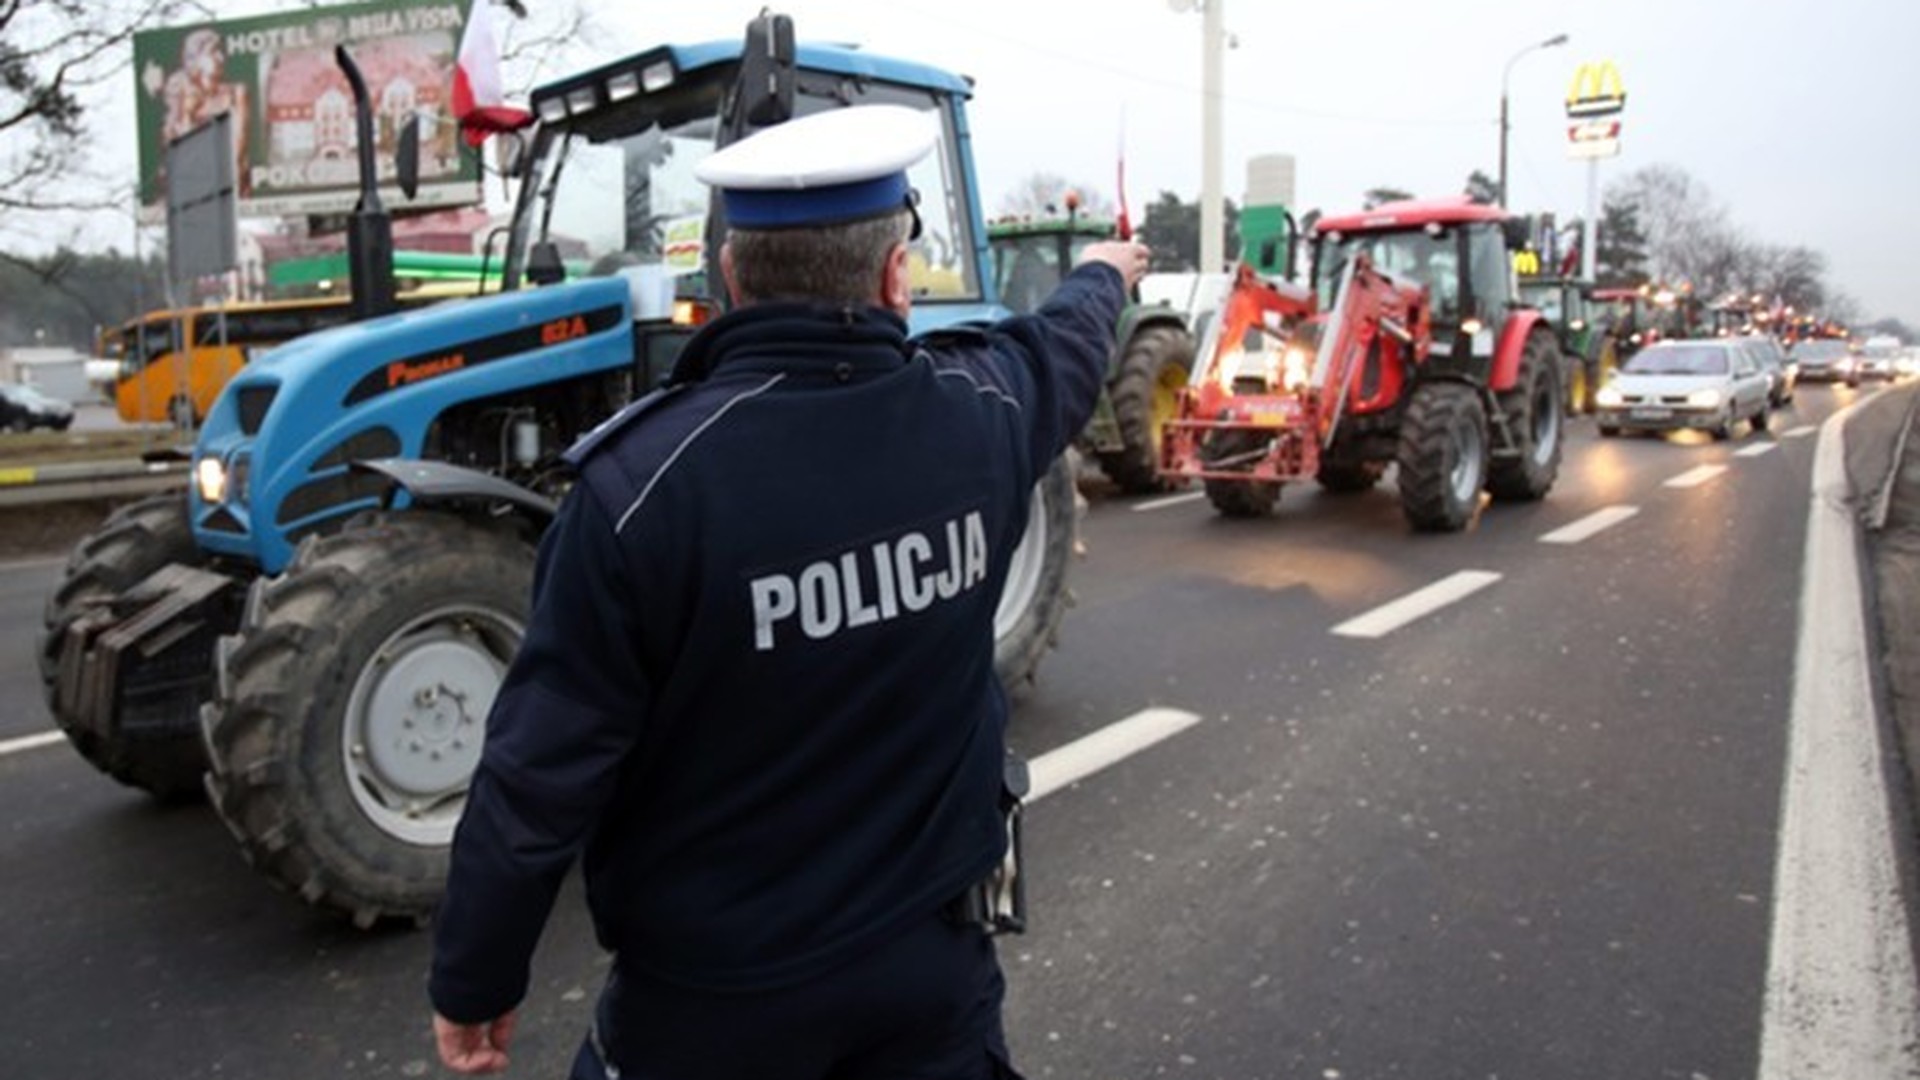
1160, 196, 1564, 531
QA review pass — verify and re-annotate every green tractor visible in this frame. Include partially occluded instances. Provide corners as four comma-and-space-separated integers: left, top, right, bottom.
1518, 273, 1617, 415
987, 205, 1193, 494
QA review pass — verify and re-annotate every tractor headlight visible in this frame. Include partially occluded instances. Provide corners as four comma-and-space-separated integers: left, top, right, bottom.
195, 456, 228, 504
1596, 386, 1624, 407
1281, 346, 1312, 392
1687, 388, 1723, 407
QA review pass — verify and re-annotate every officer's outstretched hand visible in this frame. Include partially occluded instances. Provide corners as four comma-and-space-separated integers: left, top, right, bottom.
434, 1010, 517, 1074
1078, 240, 1151, 291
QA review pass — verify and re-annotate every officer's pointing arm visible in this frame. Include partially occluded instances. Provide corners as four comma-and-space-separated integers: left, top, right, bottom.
995, 240, 1151, 467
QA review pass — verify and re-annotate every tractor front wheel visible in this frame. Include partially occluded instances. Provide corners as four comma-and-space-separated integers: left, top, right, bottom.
1396, 382, 1488, 532
1098, 325, 1194, 494
201, 512, 533, 926
1487, 331, 1564, 502
1201, 429, 1281, 518
38, 493, 211, 799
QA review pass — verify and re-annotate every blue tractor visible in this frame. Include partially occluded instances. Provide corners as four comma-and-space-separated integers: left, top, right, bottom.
40, 14, 1079, 926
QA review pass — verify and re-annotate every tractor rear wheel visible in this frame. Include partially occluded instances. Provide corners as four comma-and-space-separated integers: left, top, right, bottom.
201, 512, 533, 926
1396, 381, 1488, 532
1200, 429, 1281, 518
993, 454, 1079, 689
38, 493, 210, 799
1098, 325, 1194, 494
1487, 331, 1563, 502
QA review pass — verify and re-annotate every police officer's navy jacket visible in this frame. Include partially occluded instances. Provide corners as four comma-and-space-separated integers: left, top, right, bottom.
430, 262, 1127, 1023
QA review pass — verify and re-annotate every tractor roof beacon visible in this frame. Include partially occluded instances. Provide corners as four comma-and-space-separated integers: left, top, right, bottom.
41, 14, 1080, 928
1161, 195, 1564, 531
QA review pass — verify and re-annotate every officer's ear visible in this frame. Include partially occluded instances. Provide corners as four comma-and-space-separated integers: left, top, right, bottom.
880, 240, 911, 317
720, 241, 744, 306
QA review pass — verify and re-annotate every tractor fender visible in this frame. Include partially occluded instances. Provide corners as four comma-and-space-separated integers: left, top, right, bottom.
1490, 309, 1552, 392
351, 457, 558, 529
1113, 304, 1189, 380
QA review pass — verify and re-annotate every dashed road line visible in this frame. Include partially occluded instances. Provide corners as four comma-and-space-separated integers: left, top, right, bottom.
1664, 464, 1729, 488
1539, 505, 1640, 545
1735, 443, 1779, 458
1028, 707, 1202, 802
1132, 491, 1206, 513
1331, 570, 1501, 639
0, 730, 65, 758
1781, 425, 1818, 439
1757, 403, 1920, 1078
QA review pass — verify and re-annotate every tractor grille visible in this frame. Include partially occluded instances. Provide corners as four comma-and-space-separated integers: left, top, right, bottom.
313, 427, 402, 470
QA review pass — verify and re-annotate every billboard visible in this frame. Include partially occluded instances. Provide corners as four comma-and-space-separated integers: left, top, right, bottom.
133, 0, 481, 219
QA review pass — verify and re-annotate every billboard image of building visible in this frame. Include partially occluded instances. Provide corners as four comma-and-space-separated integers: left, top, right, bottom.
134, 0, 482, 219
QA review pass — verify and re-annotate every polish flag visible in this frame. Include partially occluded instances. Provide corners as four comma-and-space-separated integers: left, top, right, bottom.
452, 0, 531, 146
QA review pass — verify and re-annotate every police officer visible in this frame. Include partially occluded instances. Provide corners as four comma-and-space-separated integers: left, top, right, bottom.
428, 103, 1149, 1079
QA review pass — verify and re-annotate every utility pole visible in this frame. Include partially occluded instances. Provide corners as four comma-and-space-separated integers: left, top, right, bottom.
1199, 0, 1225, 273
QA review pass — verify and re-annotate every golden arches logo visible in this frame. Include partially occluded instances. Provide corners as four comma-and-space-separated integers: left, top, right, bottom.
1566, 60, 1626, 117
1512, 249, 1542, 277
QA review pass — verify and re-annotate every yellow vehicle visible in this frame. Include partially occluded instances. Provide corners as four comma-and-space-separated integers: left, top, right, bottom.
101, 298, 362, 425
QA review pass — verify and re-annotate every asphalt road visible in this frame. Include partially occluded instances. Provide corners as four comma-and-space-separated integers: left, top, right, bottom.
0, 382, 1912, 1079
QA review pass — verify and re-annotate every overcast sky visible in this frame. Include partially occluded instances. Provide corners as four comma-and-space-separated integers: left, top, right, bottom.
59, 0, 1920, 326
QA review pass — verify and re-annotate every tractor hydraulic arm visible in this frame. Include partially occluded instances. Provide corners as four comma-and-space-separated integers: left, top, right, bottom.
1313, 255, 1431, 441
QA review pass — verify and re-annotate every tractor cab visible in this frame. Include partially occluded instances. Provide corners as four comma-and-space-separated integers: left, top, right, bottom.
504, 32, 993, 381
1309, 197, 1520, 378
986, 206, 1115, 315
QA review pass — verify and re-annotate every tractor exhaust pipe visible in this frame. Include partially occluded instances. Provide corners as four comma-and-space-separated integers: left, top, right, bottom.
336, 45, 397, 321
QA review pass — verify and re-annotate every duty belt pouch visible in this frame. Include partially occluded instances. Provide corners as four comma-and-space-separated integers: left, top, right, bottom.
961, 750, 1030, 935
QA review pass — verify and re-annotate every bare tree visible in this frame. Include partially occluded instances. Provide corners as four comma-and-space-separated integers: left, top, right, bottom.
0, 0, 204, 234
1607, 165, 1741, 290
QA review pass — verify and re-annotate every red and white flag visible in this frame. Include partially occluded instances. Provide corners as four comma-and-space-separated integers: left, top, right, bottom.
452, 0, 531, 146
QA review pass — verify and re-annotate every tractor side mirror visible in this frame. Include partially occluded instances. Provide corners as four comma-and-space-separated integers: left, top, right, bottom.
738, 13, 796, 126
1502, 217, 1531, 251
396, 113, 421, 201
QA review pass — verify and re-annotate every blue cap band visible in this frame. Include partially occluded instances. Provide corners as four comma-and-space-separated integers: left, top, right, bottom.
720, 172, 912, 230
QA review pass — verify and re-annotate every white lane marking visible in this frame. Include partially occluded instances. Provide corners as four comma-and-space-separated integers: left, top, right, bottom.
1028, 707, 1202, 803
1664, 464, 1729, 489
1781, 425, 1818, 439
0, 730, 65, 758
1539, 505, 1640, 545
1735, 443, 1778, 459
1330, 570, 1501, 639
1132, 491, 1206, 513
1757, 404, 1920, 1079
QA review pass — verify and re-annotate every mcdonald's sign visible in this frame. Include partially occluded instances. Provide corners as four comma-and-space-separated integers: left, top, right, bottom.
1512, 249, 1543, 277
1566, 60, 1627, 119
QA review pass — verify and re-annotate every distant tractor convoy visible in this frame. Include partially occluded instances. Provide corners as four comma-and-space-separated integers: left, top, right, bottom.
41, 9, 1856, 928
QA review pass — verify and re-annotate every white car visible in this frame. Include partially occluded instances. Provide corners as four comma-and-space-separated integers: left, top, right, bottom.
1595, 339, 1773, 440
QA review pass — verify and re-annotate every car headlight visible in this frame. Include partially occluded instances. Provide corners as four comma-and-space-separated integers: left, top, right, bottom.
1687, 388, 1723, 407
1596, 386, 1624, 407
195, 457, 228, 504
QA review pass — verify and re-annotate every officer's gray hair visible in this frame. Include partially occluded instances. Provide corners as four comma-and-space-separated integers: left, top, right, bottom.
727, 209, 914, 308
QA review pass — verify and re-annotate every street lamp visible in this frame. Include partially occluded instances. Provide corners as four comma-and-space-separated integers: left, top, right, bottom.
1498, 32, 1568, 208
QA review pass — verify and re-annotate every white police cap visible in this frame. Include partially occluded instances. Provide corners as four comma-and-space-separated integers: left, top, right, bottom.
695, 104, 936, 231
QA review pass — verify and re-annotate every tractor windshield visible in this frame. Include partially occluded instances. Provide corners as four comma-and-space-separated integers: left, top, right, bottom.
1315, 228, 1462, 326
506, 70, 980, 306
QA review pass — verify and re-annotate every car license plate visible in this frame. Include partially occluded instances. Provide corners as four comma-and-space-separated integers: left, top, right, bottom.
1630, 407, 1671, 420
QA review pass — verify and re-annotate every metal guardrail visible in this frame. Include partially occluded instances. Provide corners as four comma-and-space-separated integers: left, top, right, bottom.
0, 459, 188, 507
